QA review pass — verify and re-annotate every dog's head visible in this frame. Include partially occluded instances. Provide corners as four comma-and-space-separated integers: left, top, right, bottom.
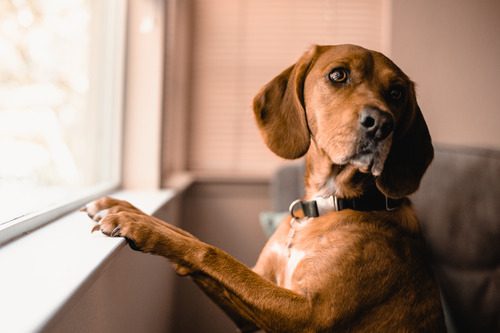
253, 44, 433, 198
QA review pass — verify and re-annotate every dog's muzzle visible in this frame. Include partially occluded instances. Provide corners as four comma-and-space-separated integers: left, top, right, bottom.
350, 107, 394, 176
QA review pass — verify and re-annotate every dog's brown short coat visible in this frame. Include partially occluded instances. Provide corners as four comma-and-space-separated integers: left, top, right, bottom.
85, 45, 445, 332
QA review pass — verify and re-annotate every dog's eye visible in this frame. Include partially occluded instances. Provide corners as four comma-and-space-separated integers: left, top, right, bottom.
389, 87, 403, 100
328, 68, 349, 83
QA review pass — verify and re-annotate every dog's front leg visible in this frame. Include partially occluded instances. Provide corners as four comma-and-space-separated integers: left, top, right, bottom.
84, 197, 319, 333
191, 272, 260, 332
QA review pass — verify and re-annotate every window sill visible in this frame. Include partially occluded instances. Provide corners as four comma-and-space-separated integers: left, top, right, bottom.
0, 189, 176, 333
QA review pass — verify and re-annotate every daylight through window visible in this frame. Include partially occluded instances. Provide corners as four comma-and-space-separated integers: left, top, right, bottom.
0, 1, 125, 231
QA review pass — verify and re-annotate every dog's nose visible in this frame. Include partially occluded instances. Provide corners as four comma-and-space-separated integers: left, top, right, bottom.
359, 108, 394, 141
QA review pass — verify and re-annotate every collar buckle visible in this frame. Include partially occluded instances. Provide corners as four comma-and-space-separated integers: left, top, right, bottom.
289, 199, 304, 219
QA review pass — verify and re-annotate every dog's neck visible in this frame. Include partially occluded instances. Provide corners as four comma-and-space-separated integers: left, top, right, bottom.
302, 141, 420, 234
304, 142, 378, 200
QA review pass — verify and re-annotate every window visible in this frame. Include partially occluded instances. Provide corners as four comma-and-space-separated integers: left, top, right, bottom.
186, 0, 391, 177
0, 0, 126, 244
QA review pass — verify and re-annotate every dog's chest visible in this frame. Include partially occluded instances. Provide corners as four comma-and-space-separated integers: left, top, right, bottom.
282, 247, 306, 290
271, 219, 334, 291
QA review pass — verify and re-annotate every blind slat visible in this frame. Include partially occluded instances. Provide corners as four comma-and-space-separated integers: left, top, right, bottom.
188, 0, 387, 175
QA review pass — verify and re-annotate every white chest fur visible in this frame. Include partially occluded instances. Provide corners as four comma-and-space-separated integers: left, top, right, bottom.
270, 219, 311, 290
283, 248, 306, 289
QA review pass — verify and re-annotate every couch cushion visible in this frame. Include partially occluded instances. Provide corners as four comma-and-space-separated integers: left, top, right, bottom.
412, 145, 500, 332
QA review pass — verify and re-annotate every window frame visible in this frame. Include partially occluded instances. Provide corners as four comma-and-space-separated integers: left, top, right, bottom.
0, 1, 176, 330
0, 0, 127, 246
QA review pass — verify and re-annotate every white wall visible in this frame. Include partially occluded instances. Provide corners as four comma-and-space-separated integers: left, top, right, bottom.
391, 0, 500, 149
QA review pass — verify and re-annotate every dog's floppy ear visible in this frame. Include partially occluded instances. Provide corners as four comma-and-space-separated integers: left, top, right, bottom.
253, 46, 318, 159
376, 84, 434, 198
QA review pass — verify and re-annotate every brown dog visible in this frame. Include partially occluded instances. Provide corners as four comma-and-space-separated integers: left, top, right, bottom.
84, 44, 445, 332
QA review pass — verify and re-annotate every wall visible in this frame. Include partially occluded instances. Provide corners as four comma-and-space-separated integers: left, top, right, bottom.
169, 181, 270, 333
390, 0, 500, 149
43, 246, 175, 333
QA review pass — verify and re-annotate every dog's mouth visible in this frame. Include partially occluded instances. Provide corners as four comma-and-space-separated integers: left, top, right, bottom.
350, 152, 382, 176
347, 136, 392, 176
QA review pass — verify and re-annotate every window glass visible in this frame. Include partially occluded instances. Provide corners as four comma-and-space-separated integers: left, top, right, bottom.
0, 1, 125, 227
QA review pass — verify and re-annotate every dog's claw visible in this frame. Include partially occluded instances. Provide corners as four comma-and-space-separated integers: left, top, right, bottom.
111, 226, 121, 237
91, 224, 101, 233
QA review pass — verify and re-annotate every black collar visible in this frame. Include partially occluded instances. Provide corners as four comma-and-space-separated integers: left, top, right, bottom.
289, 189, 404, 218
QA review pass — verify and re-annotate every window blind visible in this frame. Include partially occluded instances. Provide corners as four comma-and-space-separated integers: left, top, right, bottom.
187, 0, 389, 176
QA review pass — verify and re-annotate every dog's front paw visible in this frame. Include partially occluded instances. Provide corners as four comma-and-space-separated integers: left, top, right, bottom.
81, 196, 141, 220
82, 197, 157, 252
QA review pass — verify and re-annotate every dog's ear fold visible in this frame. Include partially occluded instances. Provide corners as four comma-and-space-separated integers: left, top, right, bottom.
253, 46, 318, 159
376, 84, 434, 198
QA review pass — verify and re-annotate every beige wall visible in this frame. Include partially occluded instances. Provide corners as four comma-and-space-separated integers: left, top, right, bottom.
391, 0, 500, 149
43, 247, 175, 333
170, 181, 270, 332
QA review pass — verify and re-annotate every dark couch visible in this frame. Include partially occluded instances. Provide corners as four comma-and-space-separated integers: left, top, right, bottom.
266, 145, 500, 333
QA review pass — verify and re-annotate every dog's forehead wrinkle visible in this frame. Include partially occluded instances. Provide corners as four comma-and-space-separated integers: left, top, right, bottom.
376, 70, 409, 91
355, 51, 375, 77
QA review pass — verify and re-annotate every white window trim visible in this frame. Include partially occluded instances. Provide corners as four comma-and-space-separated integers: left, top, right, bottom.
122, 0, 166, 190
0, 182, 119, 245
0, 190, 175, 332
